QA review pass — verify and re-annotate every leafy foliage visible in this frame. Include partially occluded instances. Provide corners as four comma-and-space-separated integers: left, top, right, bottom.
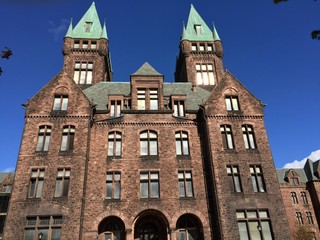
293, 226, 314, 240
0, 47, 13, 76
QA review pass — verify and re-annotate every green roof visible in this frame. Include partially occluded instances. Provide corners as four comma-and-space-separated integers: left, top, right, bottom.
83, 82, 211, 111
132, 62, 162, 76
65, 2, 107, 39
181, 4, 220, 42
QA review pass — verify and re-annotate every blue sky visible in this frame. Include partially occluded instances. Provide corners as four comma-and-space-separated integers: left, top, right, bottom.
1, 0, 319, 171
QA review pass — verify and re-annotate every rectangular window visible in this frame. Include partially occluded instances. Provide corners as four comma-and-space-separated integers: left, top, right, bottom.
207, 44, 213, 51
0, 215, 5, 235
107, 132, 122, 157
82, 41, 88, 49
196, 64, 215, 85
36, 126, 51, 152
140, 131, 158, 156
28, 169, 44, 198
140, 172, 159, 198
291, 192, 298, 204
149, 89, 158, 110
199, 44, 205, 51
227, 165, 242, 192
237, 210, 273, 240
0, 195, 9, 213
191, 44, 197, 51
175, 131, 189, 156
106, 172, 121, 199
178, 171, 193, 197
220, 125, 234, 149
55, 169, 70, 197
73, 62, 93, 84
296, 212, 303, 224
250, 165, 266, 192
242, 125, 256, 149
110, 100, 122, 117
137, 89, 146, 110
90, 41, 97, 49
25, 216, 62, 240
74, 40, 80, 49
173, 100, 185, 117
301, 192, 308, 204
225, 96, 240, 111
53, 95, 68, 111
306, 212, 314, 224
60, 126, 75, 151
85, 22, 92, 32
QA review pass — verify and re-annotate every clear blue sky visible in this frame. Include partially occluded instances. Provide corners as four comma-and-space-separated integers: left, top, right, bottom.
1, 0, 319, 171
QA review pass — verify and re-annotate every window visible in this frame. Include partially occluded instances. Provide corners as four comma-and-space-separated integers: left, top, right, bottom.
140, 130, 158, 156
291, 192, 299, 204
149, 89, 158, 110
53, 95, 68, 111
106, 172, 121, 199
1, 185, 12, 193
225, 96, 240, 111
85, 22, 92, 32
196, 64, 215, 85
175, 131, 189, 156
301, 192, 308, 204
291, 192, 298, 204
194, 24, 201, 35
290, 177, 299, 185
0, 195, 9, 213
0, 215, 5, 235
173, 100, 185, 117
110, 100, 121, 117
36, 126, 51, 152
73, 62, 93, 84
227, 165, 242, 192
250, 165, 266, 192
25, 216, 62, 240
296, 212, 303, 224
137, 89, 146, 110
90, 41, 97, 49
220, 125, 234, 149
28, 169, 44, 198
178, 171, 193, 197
207, 44, 213, 51
60, 126, 75, 151
242, 125, 256, 149
74, 40, 80, 49
82, 41, 88, 49
191, 44, 197, 51
107, 132, 122, 157
237, 210, 273, 240
140, 172, 159, 198
55, 169, 70, 197
199, 44, 205, 51
306, 212, 314, 224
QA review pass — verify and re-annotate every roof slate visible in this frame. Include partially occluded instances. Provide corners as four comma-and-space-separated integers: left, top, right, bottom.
132, 62, 162, 76
83, 82, 210, 111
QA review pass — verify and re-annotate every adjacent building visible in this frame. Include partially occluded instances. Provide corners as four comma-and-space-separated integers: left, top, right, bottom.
4, 3, 294, 239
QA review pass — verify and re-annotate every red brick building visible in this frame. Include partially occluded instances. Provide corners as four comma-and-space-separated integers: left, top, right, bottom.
4, 3, 292, 240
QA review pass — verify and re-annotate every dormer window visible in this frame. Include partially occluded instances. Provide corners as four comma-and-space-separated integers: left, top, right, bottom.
137, 89, 159, 110
194, 24, 201, 35
149, 89, 158, 110
137, 89, 146, 110
85, 22, 92, 32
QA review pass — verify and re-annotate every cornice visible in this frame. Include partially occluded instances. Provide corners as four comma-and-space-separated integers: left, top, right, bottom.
26, 115, 90, 120
94, 121, 197, 127
207, 115, 264, 120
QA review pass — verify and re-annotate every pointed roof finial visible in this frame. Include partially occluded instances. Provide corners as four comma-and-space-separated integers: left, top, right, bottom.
101, 20, 108, 39
65, 18, 73, 37
212, 22, 221, 41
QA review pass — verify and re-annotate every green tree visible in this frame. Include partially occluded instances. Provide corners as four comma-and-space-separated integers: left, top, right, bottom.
293, 226, 314, 240
273, 0, 320, 40
0, 47, 13, 76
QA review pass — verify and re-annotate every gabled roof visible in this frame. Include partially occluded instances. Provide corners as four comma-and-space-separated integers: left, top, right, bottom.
131, 62, 162, 76
0, 172, 14, 183
65, 2, 107, 40
83, 82, 211, 111
181, 4, 220, 42
276, 168, 308, 184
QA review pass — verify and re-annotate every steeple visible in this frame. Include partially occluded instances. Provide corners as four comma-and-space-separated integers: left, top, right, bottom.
62, 2, 113, 87
64, 2, 107, 40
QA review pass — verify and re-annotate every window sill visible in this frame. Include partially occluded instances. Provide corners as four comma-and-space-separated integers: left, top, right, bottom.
104, 198, 121, 203
34, 151, 49, 156
50, 110, 68, 116
107, 156, 122, 161
140, 155, 159, 161
140, 198, 161, 201
59, 150, 74, 156
179, 197, 195, 200
53, 196, 68, 201
227, 110, 243, 115
176, 155, 191, 161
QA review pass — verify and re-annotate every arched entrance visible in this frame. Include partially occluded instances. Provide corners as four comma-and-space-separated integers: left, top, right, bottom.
98, 216, 126, 240
134, 210, 169, 240
176, 214, 204, 240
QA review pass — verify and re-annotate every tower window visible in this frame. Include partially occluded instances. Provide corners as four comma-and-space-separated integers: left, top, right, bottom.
90, 41, 97, 49
85, 22, 92, 32
74, 40, 80, 49
207, 44, 213, 51
191, 44, 197, 51
137, 89, 146, 110
73, 62, 93, 84
196, 64, 215, 85
199, 44, 205, 51
82, 41, 88, 49
149, 89, 158, 110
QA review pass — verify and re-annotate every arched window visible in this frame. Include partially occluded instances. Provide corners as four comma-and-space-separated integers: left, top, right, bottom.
60, 126, 75, 151
98, 217, 125, 240
175, 131, 189, 155
140, 130, 158, 156
176, 214, 203, 240
108, 132, 122, 157
36, 125, 51, 152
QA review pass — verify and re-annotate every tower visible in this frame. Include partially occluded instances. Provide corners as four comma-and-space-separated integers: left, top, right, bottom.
63, 2, 112, 88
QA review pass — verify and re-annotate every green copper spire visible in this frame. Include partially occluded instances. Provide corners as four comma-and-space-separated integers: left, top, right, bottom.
65, 2, 107, 39
182, 4, 216, 42
101, 21, 108, 39
65, 18, 73, 38
212, 22, 221, 41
